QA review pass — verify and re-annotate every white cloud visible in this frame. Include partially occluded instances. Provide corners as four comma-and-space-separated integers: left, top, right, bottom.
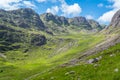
61, 2, 82, 17
23, 1, 36, 8
0, 0, 36, 10
112, 0, 120, 8
97, 3, 104, 7
37, 0, 46, 3
45, 0, 82, 17
46, 6, 59, 14
98, 9, 117, 23
0, 0, 22, 10
98, 0, 120, 23
86, 15, 94, 19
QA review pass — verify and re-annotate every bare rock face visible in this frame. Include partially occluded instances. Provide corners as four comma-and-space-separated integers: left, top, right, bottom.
110, 9, 120, 28
68, 17, 92, 30
88, 19, 103, 31
31, 34, 46, 46
41, 13, 69, 25
0, 8, 45, 30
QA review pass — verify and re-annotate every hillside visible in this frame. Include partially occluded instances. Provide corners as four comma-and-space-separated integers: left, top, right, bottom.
40, 13, 103, 34
31, 43, 120, 80
0, 8, 120, 80
27, 9, 120, 80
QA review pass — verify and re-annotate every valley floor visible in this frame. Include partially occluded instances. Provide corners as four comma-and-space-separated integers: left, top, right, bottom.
0, 32, 116, 80
1, 7, 120, 80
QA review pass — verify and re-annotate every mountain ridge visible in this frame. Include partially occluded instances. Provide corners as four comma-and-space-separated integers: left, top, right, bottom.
40, 12, 104, 33
0, 8, 104, 35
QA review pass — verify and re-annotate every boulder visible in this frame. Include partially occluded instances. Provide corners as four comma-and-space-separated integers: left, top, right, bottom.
87, 58, 99, 64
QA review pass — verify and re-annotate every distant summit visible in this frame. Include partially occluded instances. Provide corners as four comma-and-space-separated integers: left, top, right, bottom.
88, 19, 103, 31
40, 12, 103, 33
40, 13, 69, 25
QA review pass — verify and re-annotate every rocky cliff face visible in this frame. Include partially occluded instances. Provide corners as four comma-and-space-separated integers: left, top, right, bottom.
88, 19, 103, 31
0, 8, 47, 52
68, 17, 92, 30
0, 24, 47, 52
110, 9, 120, 28
40, 13, 69, 25
0, 8, 45, 30
40, 13, 103, 33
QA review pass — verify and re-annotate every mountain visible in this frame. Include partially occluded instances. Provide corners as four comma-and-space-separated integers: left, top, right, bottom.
40, 13, 103, 34
0, 8, 46, 52
104, 9, 120, 34
68, 17, 92, 30
0, 8, 104, 36
88, 19, 103, 31
110, 9, 120, 28
40, 13, 69, 34
0, 8, 45, 30
41, 13, 69, 25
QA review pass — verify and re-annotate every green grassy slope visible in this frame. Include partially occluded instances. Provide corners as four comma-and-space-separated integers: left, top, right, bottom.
0, 32, 104, 80
33, 39, 120, 80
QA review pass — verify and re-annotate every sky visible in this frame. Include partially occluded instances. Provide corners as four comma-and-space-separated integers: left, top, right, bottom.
0, 0, 120, 24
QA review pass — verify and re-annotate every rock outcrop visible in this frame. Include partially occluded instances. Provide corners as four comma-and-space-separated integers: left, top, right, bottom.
88, 19, 103, 31
0, 8, 45, 30
40, 13, 69, 25
110, 9, 120, 28
68, 17, 92, 30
